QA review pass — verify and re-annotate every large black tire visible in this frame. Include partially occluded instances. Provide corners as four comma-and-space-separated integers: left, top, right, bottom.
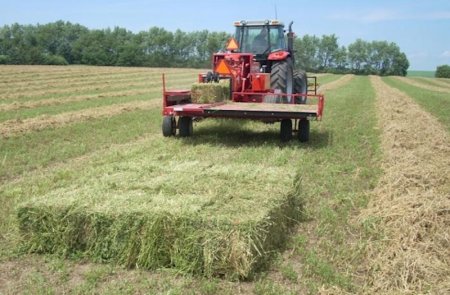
162, 116, 176, 137
298, 119, 310, 142
280, 119, 293, 142
179, 116, 193, 137
294, 71, 308, 104
271, 58, 294, 103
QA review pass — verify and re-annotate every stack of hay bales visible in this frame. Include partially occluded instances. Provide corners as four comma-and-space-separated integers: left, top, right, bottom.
191, 80, 230, 103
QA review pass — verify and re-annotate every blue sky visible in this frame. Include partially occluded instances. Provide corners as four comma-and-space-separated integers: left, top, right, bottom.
1, 0, 449, 70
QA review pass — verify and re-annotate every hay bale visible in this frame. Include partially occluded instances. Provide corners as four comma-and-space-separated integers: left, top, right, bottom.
16, 144, 301, 279
191, 81, 229, 103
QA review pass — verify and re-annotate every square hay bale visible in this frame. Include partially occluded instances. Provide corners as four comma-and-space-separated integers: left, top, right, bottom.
191, 81, 230, 103
16, 141, 301, 279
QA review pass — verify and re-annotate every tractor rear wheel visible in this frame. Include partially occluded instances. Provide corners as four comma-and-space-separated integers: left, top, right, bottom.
271, 58, 294, 102
162, 116, 176, 137
298, 119, 310, 142
179, 116, 193, 137
294, 71, 308, 104
280, 119, 293, 142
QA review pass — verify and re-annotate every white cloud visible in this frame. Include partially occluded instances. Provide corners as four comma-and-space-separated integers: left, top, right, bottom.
442, 51, 450, 58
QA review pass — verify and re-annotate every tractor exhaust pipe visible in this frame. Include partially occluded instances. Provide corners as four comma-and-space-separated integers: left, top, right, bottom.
287, 21, 294, 56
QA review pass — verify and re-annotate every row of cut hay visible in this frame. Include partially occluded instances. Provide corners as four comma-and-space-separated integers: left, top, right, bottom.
318, 74, 354, 92
393, 76, 450, 93
16, 135, 302, 279
0, 76, 196, 106
0, 78, 196, 115
358, 76, 450, 293
0, 99, 161, 138
0, 73, 197, 101
0, 68, 199, 91
0, 66, 199, 85
413, 77, 450, 90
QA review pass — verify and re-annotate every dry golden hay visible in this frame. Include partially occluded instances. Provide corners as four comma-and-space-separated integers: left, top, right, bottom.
357, 76, 450, 294
190, 81, 230, 103
318, 74, 354, 93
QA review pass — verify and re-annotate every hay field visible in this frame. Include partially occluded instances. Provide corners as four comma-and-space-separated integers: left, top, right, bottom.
0, 66, 448, 294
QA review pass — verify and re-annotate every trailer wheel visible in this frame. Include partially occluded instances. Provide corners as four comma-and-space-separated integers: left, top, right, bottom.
179, 116, 193, 137
280, 119, 293, 142
298, 119, 310, 142
162, 116, 176, 137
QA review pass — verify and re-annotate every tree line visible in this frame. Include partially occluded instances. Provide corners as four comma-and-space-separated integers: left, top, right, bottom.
294, 35, 409, 76
0, 21, 229, 68
0, 21, 409, 76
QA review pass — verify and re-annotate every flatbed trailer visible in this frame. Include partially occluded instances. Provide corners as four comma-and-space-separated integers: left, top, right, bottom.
161, 75, 324, 142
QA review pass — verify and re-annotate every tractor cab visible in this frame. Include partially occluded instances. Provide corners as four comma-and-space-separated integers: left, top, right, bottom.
234, 20, 287, 62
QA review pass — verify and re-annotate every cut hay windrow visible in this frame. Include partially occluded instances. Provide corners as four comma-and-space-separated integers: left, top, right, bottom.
0, 77, 196, 111
393, 76, 450, 93
358, 76, 450, 293
0, 74, 197, 101
0, 69, 199, 93
318, 74, 354, 92
17, 139, 302, 279
0, 100, 160, 138
413, 77, 450, 90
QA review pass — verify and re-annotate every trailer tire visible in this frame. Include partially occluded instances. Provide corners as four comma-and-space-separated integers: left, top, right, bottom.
298, 119, 310, 142
162, 116, 176, 137
280, 119, 293, 142
271, 58, 294, 102
179, 116, 193, 137
294, 71, 308, 104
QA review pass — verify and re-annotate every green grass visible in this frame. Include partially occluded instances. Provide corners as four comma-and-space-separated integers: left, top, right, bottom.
383, 76, 450, 130
0, 68, 381, 294
407, 70, 435, 77
283, 76, 380, 293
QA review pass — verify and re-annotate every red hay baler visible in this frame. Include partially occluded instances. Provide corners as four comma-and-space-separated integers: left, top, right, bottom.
162, 20, 324, 142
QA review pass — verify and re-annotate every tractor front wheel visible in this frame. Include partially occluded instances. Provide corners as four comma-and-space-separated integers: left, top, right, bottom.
179, 116, 193, 137
298, 119, 310, 142
280, 119, 293, 142
162, 116, 176, 137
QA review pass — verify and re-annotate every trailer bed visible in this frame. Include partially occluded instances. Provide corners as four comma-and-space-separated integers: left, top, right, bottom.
204, 102, 318, 118
169, 101, 322, 120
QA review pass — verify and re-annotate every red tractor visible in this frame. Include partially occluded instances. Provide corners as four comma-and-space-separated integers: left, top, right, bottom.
162, 20, 323, 142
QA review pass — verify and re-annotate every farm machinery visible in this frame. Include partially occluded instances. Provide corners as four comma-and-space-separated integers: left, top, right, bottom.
162, 20, 324, 142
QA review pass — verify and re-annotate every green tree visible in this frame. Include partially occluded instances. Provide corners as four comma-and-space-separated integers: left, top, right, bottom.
435, 65, 450, 78
317, 34, 339, 70
348, 39, 368, 73
294, 34, 320, 72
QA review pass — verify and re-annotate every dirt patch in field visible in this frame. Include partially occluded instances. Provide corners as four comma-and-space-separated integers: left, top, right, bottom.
0, 100, 160, 138
318, 74, 354, 92
358, 76, 450, 293
394, 76, 450, 93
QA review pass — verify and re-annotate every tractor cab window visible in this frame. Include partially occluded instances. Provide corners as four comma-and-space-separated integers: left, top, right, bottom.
235, 26, 285, 55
